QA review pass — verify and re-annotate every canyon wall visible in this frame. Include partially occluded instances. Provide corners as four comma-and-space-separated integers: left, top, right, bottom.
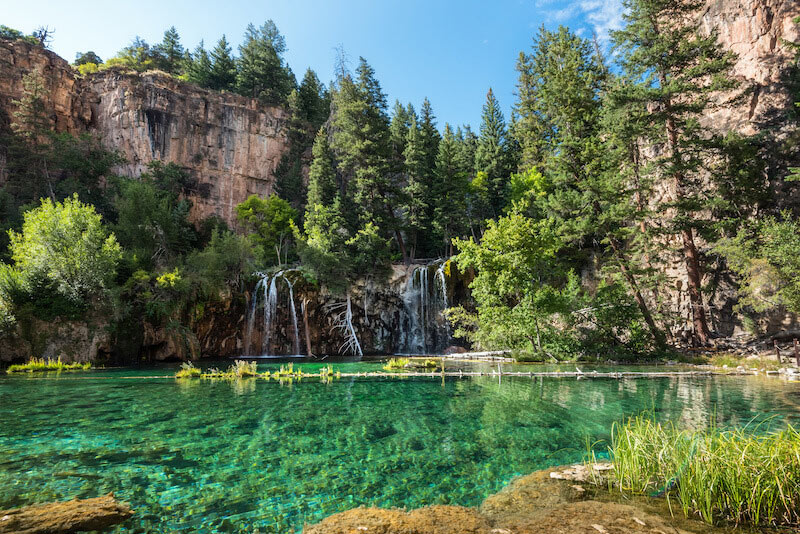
0, 39, 290, 226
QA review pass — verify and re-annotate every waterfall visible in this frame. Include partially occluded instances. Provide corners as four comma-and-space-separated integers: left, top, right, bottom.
399, 260, 451, 354
244, 270, 302, 356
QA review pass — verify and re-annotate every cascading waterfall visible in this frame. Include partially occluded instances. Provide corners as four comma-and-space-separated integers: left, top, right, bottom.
244, 270, 302, 356
399, 260, 451, 354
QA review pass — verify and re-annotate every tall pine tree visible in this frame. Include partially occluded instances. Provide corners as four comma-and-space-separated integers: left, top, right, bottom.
475, 89, 510, 217
208, 36, 236, 92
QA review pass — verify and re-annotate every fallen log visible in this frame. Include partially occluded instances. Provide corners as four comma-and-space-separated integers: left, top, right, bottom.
0, 493, 133, 534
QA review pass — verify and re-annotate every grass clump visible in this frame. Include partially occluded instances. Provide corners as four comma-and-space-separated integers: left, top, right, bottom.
175, 362, 201, 378
7, 357, 91, 374
610, 415, 800, 526
383, 357, 410, 371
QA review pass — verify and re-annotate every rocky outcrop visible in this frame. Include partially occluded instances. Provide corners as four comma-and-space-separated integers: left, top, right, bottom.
0, 314, 113, 363
700, 0, 800, 133
88, 72, 289, 224
0, 39, 290, 227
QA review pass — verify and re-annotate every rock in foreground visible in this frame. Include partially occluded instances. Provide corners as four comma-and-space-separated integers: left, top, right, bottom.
0, 493, 133, 534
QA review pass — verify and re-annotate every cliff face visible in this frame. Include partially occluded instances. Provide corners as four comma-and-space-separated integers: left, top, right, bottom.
88, 73, 289, 224
0, 39, 290, 227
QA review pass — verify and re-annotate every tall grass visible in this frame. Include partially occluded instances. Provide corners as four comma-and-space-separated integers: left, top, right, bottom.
610, 415, 800, 526
382, 357, 410, 371
6, 356, 91, 374
175, 362, 201, 378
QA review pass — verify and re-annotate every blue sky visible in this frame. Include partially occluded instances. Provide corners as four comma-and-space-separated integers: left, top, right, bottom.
4, 0, 624, 129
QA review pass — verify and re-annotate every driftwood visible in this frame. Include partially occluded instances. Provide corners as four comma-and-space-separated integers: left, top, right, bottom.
0, 493, 133, 534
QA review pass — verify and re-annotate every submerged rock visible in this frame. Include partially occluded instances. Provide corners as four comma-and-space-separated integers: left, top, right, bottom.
0, 493, 133, 534
304, 466, 732, 534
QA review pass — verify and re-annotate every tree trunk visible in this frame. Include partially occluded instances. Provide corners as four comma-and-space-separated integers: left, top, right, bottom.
302, 299, 313, 357
664, 108, 711, 346
609, 239, 666, 348
395, 229, 409, 265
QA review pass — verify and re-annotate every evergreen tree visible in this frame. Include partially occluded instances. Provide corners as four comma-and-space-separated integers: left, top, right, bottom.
236, 20, 294, 105
419, 98, 441, 175
612, 0, 740, 345
185, 41, 212, 88
330, 57, 407, 262
403, 117, 428, 256
306, 128, 339, 208
295, 68, 329, 125
475, 89, 510, 216
389, 100, 411, 172
208, 35, 236, 92
433, 124, 470, 255
154, 26, 184, 75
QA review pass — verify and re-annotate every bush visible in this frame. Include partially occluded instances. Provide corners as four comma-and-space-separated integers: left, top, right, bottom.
8, 194, 121, 304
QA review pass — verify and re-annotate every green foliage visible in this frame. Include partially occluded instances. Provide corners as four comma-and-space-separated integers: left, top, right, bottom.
74, 51, 102, 66
175, 361, 201, 378
475, 88, 511, 217
610, 415, 800, 526
236, 21, 294, 104
106, 36, 158, 72
6, 356, 91, 374
236, 194, 298, 266
716, 214, 800, 316
0, 25, 38, 45
184, 41, 212, 87
208, 35, 236, 91
8, 194, 121, 304
383, 357, 410, 371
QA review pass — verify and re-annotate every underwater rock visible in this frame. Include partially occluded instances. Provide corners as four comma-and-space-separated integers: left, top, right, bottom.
303, 505, 492, 534
0, 493, 133, 534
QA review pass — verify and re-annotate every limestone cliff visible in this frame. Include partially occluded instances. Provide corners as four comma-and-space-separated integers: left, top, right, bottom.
0, 39, 290, 227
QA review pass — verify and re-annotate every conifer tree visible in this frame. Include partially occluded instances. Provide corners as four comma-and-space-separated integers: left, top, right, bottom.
306, 128, 339, 208
236, 20, 294, 105
389, 100, 411, 172
434, 124, 470, 255
419, 98, 441, 175
185, 41, 212, 88
612, 0, 739, 345
403, 117, 428, 256
155, 26, 184, 75
475, 89, 510, 216
330, 57, 407, 261
208, 36, 236, 92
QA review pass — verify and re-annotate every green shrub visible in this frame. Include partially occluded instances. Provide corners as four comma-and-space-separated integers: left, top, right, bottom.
383, 357, 410, 371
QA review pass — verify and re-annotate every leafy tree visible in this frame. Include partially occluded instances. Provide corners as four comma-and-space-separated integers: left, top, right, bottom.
185, 40, 212, 88
185, 228, 255, 296
296, 198, 351, 293
208, 35, 236, 91
475, 88, 510, 217
74, 51, 102, 66
236, 20, 294, 104
0, 25, 38, 44
612, 0, 740, 345
235, 194, 298, 265
106, 36, 157, 72
716, 214, 800, 317
113, 162, 197, 272
154, 26, 184, 75
8, 194, 121, 304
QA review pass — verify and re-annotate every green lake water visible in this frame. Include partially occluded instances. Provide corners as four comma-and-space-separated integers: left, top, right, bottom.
1, 361, 798, 533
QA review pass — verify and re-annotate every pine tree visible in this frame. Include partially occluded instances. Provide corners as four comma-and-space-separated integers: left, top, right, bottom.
475, 89, 510, 216
403, 117, 428, 256
389, 100, 411, 172
330, 57, 407, 261
434, 124, 470, 255
236, 21, 294, 105
419, 98, 441, 175
185, 41, 212, 88
295, 68, 329, 126
306, 128, 339, 208
155, 26, 184, 75
612, 0, 739, 345
208, 36, 236, 92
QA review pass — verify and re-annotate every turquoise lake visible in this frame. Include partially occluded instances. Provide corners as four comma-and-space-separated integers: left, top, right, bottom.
1, 361, 798, 533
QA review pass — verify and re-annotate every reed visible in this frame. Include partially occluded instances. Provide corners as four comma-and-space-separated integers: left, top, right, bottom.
7, 357, 91, 374
382, 357, 410, 371
175, 362, 201, 378
610, 414, 800, 526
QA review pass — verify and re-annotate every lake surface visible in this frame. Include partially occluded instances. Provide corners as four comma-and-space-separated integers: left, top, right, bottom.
1, 361, 798, 533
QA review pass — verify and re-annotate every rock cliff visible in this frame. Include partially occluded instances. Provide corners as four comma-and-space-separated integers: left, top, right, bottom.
0, 39, 290, 227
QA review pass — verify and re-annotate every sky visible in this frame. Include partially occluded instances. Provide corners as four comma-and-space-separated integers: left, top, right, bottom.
4, 0, 624, 129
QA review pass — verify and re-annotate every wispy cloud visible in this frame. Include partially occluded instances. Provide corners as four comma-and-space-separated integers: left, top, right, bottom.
537, 0, 625, 44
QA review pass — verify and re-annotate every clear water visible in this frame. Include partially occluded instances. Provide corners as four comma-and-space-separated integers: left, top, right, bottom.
1, 363, 798, 533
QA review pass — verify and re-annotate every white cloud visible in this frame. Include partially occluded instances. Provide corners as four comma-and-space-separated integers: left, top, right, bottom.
537, 0, 625, 44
